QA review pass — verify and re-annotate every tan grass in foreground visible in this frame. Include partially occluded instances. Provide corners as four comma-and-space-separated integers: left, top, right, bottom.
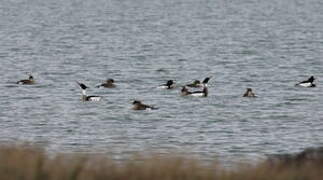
0, 144, 323, 180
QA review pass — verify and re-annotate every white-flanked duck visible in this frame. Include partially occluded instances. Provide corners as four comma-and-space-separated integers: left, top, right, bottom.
76, 81, 102, 101
186, 77, 211, 88
132, 100, 158, 110
181, 85, 208, 97
158, 80, 176, 89
96, 78, 116, 88
295, 76, 316, 87
17, 74, 35, 85
243, 88, 256, 97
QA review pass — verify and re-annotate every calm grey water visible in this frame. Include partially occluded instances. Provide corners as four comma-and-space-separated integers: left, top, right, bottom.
1, 0, 323, 163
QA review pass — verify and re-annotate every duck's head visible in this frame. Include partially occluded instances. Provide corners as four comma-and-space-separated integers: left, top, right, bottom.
166, 80, 174, 86
202, 77, 211, 84
132, 100, 142, 105
309, 76, 315, 82
193, 80, 201, 85
28, 75, 34, 80
107, 79, 114, 83
76, 81, 88, 90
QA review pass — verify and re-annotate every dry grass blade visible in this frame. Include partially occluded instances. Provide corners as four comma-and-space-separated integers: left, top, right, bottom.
0, 144, 323, 180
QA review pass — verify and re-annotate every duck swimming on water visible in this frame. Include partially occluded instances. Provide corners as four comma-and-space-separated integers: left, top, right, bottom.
181, 84, 208, 97
132, 100, 158, 110
17, 74, 35, 85
295, 76, 316, 87
158, 80, 176, 89
96, 79, 116, 88
76, 81, 102, 101
243, 88, 256, 97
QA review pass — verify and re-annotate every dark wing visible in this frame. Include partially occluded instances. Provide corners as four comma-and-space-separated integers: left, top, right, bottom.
17, 79, 27, 84
298, 79, 310, 84
17, 79, 33, 84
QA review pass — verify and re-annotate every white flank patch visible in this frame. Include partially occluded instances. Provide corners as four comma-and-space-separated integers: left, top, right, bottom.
190, 93, 204, 97
157, 85, 168, 89
89, 97, 101, 101
298, 82, 312, 87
